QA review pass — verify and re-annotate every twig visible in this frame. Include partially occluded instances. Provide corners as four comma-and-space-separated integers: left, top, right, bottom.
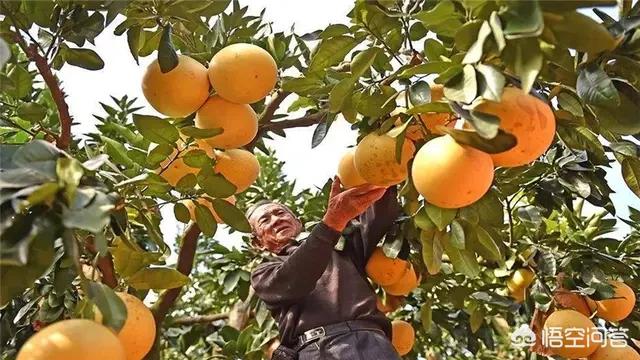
85, 236, 118, 289
262, 112, 326, 132
171, 312, 229, 325
259, 90, 291, 123
152, 223, 201, 325
361, 23, 403, 64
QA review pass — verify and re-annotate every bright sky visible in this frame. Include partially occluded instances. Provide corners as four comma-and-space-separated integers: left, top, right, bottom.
57, 1, 638, 259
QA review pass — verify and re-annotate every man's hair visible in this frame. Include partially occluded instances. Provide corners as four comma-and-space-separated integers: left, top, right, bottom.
245, 200, 298, 221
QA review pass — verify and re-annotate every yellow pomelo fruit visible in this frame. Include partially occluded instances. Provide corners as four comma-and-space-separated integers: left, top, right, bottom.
475, 87, 556, 167
391, 320, 415, 356
411, 135, 494, 209
543, 309, 601, 358
507, 268, 535, 302
114, 293, 156, 360
17, 319, 125, 360
195, 95, 258, 149
383, 263, 420, 296
156, 141, 214, 187
142, 55, 210, 117
337, 148, 368, 189
589, 343, 640, 360
587, 281, 636, 322
183, 196, 236, 223
214, 149, 260, 193
208, 43, 278, 104
354, 133, 415, 186
365, 248, 409, 286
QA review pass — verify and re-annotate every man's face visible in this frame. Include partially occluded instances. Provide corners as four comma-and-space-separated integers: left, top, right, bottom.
249, 203, 302, 253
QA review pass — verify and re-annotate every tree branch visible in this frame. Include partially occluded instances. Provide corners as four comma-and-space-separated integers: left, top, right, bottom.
262, 112, 326, 132
10, 32, 73, 149
259, 90, 291, 123
170, 312, 229, 325
152, 223, 201, 325
85, 236, 118, 289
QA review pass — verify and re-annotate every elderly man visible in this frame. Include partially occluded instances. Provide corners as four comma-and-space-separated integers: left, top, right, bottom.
248, 178, 402, 360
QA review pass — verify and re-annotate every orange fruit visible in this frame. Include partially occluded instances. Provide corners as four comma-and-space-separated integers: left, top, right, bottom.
589, 342, 640, 360
354, 133, 415, 186
195, 95, 258, 149
141, 55, 210, 117
587, 281, 636, 322
411, 135, 494, 209
383, 263, 420, 296
213, 149, 260, 193
182, 196, 236, 223
507, 269, 535, 303
208, 43, 278, 104
475, 87, 555, 167
366, 248, 409, 286
17, 319, 125, 360
391, 320, 415, 356
156, 141, 213, 187
543, 309, 601, 358
337, 148, 368, 189
113, 293, 156, 360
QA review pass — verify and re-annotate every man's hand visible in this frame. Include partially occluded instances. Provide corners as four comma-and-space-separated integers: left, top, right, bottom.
322, 177, 387, 232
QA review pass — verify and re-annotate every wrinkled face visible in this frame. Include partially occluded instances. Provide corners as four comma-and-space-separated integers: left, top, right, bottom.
248, 203, 302, 253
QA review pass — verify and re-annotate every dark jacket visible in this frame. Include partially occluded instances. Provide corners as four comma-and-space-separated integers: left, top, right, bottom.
251, 188, 401, 346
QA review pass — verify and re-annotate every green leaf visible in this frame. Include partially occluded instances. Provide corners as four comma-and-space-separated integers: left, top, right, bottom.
589, 81, 640, 135
0, 38, 10, 69
408, 81, 432, 106
101, 136, 134, 167
212, 199, 251, 233
576, 64, 620, 107
503, 38, 542, 94
86, 282, 127, 332
414, 206, 437, 231
423, 39, 447, 61
62, 188, 114, 233
281, 77, 324, 95
174, 202, 191, 224
195, 202, 217, 236
312, 116, 332, 149
440, 128, 517, 154
546, 11, 617, 54
475, 64, 505, 102
133, 114, 180, 145
398, 62, 450, 78
420, 300, 433, 332
12, 140, 60, 176
128, 268, 190, 289
501, 0, 544, 39
463, 21, 492, 64
182, 149, 212, 168
557, 126, 607, 163
7, 65, 32, 98
17, 102, 47, 122
56, 157, 84, 203
444, 65, 477, 104
406, 102, 452, 115
470, 307, 485, 333
351, 48, 381, 77
110, 242, 161, 278
198, 168, 237, 198
158, 25, 179, 73
63, 48, 104, 70
328, 78, 356, 113
473, 226, 504, 264
421, 229, 443, 275
24, 182, 60, 209
441, 232, 481, 278
414, 0, 464, 37
308, 36, 358, 73
353, 86, 397, 118
489, 11, 506, 52
622, 157, 640, 198
425, 203, 457, 231
175, 173, 197, 191
180, 126, 223, 139
450, 220, 466, 249
223, 270, 241, 294
557, 92, 584, 117
126, 26, 141, 64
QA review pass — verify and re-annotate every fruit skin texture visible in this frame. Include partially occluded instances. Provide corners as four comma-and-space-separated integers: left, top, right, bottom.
337, 148, 368, 189
476, 87, 556, 167
214, 149, 260, 193
354, 133, 415, 186
142, 55, 210, 117
507, 268, 535, 302
383, 263, 420, 296
543, 309, 601, 359
411, 135, 494, 209
391, 320, 415, 356
208, 43, 277, 104
113, 292, 156, 360
366, 248, 409, 286
16, 319, 125, 360
589, 343, 640, 360
183, 196, 236, 223
587, 281, 636, 322
195, 95, 258, 149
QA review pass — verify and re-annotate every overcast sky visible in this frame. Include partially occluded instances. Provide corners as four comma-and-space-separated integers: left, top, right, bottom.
56, 1, 639, 259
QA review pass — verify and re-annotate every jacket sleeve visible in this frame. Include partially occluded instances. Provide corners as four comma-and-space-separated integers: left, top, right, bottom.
347, 186, 401, 271
250, 222, 341, 305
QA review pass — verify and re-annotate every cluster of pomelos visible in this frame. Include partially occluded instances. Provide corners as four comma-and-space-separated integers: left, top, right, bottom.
338, 84, 556, 209
141, 43, 279, 215
365, 248, 420, 355
17, 292, 156, 360
508, 269, 639, 359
